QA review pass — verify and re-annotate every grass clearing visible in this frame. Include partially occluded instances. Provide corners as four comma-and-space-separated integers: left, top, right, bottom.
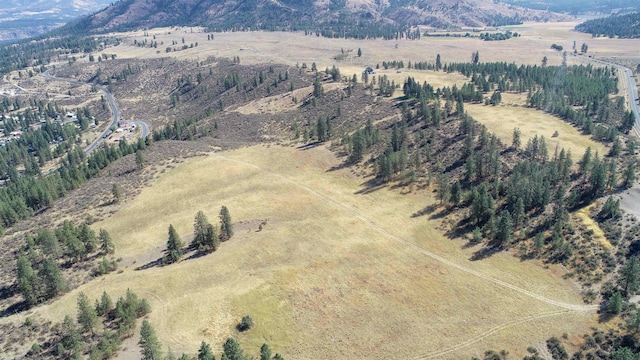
28, 144, 596, 359
574, 204, 612, 250
465, 102, 607, 158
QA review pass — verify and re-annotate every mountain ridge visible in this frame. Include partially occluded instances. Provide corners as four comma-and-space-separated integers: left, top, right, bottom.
70, 0, 567, 35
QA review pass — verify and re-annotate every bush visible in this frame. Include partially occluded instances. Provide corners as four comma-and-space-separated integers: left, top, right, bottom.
238, 315, 254, 332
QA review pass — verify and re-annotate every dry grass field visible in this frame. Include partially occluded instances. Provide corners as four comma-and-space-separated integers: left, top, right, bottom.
464, 102, 608, 158
27, 144, 597, 359
103, 21, 639, 73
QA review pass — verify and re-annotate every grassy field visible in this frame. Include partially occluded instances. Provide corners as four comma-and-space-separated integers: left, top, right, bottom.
465, 102, 608, 158
30, 144, 596, 359
104, 21, 639, 72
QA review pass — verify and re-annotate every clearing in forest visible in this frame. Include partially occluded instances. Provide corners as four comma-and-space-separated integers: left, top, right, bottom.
465, 102, 607, 158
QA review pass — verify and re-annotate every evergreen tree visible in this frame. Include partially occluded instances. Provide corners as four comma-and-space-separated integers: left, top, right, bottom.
450, 181, 462, 206
17, 254, 38, 306
198, 341, 215, 360
99, 228, 115, 254
79, 223, 97, 253
219, 206, 233, 241
624, 161, 636, 188
61, 315, 82, 357
39, 258, 66, 299
139, 319, 163, 360
165, 224, 183, 264
135, 150, 145, 170
96, 291, 113, 316
260, 344, 272, 360
619, 257, 640, 297
193, 211, 209, 250
608, 292, 623, 314
496, 210, 513, 247
222, 338, 244, 360
77, 292, 98, 335
112, 183, 122, 204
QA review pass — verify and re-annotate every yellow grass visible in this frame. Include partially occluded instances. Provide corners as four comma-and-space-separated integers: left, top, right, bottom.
465, 102, 607, 158
27, 144, 596, 359
574, 204, 612, 250
104, 21, 640, 74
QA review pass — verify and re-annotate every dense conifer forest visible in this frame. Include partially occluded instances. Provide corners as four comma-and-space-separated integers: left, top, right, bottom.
575, 13, 640, 39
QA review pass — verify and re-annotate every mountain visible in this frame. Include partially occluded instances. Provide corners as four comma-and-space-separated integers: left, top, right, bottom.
0, 0, 112, 41
70, 0, 566, 36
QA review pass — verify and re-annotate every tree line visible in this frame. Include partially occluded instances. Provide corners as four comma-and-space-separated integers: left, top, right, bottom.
17, 221, 115, 307
575, 12, 640, 39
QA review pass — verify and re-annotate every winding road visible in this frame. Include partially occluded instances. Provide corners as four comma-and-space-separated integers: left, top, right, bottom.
41, 68, 149, 154
584, 56, 640, 135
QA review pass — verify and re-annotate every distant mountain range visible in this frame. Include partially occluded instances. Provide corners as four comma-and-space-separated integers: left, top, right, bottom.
0, 0, 112, 41
67, 0, 566, 36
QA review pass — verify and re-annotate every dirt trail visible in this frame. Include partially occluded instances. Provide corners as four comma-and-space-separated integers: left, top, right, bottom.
212, 151, 596, 312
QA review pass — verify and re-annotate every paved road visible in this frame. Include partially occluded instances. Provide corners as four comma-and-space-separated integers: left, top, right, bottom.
585, 57, 640, 135
41, 68, 149, 154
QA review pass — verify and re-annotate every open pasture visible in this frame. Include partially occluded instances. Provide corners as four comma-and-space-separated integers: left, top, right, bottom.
31, 145, 595, 359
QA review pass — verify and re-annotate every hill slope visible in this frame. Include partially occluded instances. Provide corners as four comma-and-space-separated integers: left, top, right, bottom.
575, 12, 640, 38
72, 0, 565, 34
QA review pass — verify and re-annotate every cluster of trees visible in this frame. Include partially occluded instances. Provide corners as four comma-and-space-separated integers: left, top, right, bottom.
41, 289, 151, 359
17, 222, 115, 306
164, 207, 233, 265
0, 134, 149, 229
443, 62, 624, 140
479, 31, 519, 41
575, 12, 640, 38
139, 320, 285, 360
0, 35, 102, 75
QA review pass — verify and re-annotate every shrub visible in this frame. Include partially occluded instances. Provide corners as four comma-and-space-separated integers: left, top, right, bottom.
238, 315, 254, 332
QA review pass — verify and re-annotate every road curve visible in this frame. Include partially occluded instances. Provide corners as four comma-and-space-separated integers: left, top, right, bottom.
40, 68, 149, 154
584, 57, 640, 135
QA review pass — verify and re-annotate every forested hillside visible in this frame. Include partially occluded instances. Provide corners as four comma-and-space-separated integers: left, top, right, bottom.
62, 0, 565, 37
575, 12, 640, 38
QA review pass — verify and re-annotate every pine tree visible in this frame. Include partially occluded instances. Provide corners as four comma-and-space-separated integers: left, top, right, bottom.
77, 292, 98, 335
608, 292, 623, 314
222, 338, 244, 360
99, 228, 115, 254
219, 206, 233, 241
17, 254, 38, 306
39, 258, 66, 299
260, 344, 272, 360
624, 161, 636, 188
61, 315, 82, 357
198, 341, 215, 360
112, 183, 122, 203
496, 210, 513, 247
96, 291, 113, 316
139, 319, 163, 360
135, 150, 145, 170
79, 223, 97, 253
450, 181, 462, 206
165, 224, 183, 264
619, 257, 640, 297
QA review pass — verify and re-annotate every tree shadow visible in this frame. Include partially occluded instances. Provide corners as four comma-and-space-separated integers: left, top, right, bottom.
355, 178, 386, 195
0, 284, 18, 302
135, 257, 163, 271
0, 299, 29, 318
470, 245, 503, 261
